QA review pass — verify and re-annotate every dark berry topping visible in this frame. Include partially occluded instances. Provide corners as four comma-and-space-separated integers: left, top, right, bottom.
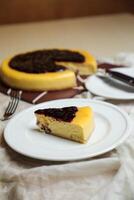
9, 49, 85, 73
35, 106, 78, 122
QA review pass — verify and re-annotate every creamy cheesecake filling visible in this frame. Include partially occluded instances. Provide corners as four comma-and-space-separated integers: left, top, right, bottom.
9, 49, 85, 73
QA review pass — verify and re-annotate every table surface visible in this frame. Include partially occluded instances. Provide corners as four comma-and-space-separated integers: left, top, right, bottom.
0, 13, 134, 61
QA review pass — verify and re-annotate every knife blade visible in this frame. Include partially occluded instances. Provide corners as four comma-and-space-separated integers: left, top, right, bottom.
97, 68, 134, 87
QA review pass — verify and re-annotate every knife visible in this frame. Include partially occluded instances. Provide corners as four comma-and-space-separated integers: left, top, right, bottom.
98, 69, 134, 87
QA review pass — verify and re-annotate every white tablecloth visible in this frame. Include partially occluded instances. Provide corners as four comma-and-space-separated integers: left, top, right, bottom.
0, 53, 134, 200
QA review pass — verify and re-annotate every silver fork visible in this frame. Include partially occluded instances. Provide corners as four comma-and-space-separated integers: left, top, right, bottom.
1, 90, 22, 121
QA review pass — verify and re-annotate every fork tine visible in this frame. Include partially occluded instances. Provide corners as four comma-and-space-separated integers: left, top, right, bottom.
7, 91, 20, 115
4, 93, 16, 117
11, 90, 21, 113
4, 101, 12, 114
3, 91, 21, 119
1, 90, 21, 121
9, 92, 20, 114
4, 95, 14, 115
7, 93, 17, 114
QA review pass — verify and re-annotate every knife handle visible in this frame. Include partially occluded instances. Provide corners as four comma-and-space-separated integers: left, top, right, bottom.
106, 70, 134, 87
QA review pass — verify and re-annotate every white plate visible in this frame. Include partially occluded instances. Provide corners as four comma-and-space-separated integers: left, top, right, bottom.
85, 68, 134, 100
4, 99, 131, 161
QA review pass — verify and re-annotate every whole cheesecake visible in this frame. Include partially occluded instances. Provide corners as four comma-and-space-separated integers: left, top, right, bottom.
35, 106, 94, 143
0, 49, 97, 91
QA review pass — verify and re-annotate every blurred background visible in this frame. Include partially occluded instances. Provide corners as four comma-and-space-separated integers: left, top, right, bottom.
0, 0, 134, 25
0, 0, 134, 59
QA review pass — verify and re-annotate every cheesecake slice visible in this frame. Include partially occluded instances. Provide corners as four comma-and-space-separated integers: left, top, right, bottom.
0, 49, 97, 91
34, 106, 94, 143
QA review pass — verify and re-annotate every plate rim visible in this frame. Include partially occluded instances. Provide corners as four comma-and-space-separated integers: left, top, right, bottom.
85, 75, 134, 100
4, 98, 132, 161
